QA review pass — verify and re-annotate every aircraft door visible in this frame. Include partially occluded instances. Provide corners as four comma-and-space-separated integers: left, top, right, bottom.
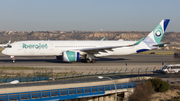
18, 43, 22, 50
50, 43, 54, 50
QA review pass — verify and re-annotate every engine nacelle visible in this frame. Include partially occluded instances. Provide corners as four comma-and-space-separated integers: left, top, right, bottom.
62, 51, 80, 62
56, 56, 62, 60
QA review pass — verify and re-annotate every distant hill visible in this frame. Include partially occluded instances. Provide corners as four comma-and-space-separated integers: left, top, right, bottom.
0, 31, 179, 46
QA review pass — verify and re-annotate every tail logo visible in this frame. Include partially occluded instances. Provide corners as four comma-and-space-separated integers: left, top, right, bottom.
154, 29, 162, 38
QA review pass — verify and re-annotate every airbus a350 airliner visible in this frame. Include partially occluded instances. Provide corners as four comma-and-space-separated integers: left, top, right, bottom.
1, 19, 170, 63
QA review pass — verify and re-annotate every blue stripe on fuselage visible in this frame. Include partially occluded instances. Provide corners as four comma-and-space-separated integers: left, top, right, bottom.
136, 49, 149, 53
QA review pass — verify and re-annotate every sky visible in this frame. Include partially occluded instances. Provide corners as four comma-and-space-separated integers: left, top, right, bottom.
0, 0, 180, 32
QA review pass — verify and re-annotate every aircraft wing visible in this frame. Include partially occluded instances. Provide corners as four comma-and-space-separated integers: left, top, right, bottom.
80, 44, 133, 54
79, 38, 144, 54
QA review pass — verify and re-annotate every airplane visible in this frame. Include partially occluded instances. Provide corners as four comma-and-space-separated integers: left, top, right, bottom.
0, 40, 11, 48
1, 19, 170, 63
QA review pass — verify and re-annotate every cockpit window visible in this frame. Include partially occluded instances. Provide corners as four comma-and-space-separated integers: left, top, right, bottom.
6, 45, 12, 48
162, 66, 167, 69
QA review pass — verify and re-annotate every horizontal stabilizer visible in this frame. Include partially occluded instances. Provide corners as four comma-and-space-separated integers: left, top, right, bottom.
152, 42, 170, 47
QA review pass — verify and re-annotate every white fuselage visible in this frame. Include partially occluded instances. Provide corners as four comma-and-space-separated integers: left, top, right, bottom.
2, 40, 138, 57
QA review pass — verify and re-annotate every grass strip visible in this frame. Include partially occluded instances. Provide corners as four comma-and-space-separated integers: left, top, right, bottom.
0, 67, 41, 70
139, 51, 174, 55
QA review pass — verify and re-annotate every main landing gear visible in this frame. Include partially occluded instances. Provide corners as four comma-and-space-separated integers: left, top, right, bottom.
81, 54, 96, 63
81, 59, 96, 63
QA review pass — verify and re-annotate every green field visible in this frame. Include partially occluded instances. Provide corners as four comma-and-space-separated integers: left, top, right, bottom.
0, 66, 41, 70
138, 50, 175, 55
0, 48, 3, 53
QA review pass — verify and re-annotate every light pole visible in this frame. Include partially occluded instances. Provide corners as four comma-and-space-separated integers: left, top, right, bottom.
98, 76, 117, 101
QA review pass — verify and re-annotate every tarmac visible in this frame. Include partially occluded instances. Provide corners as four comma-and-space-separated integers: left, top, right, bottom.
0, 53, 178, 67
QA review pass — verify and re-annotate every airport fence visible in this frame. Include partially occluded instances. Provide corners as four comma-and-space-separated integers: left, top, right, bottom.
0, 65, 163, 84
50, 66, 161, 83
0, 65, 53, 83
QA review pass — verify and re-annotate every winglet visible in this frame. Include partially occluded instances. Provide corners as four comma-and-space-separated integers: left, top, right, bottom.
101, 38, 105, 41
133, 38, 145, 45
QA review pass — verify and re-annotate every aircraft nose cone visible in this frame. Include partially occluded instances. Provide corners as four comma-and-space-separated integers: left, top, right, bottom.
1, 49, 7, 55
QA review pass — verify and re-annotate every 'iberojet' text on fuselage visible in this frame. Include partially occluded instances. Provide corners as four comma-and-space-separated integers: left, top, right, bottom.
22, 43, 48, 49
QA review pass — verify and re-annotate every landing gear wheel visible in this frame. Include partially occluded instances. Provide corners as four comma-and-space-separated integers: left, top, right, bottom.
91, 60, 96, 63
81, 59, 86, 62
86, 59, 90, 63
164, 71, 168, 74
11, 56, 15, 63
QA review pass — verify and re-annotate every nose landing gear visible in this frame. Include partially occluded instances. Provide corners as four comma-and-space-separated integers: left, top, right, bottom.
10, 56, 15, 63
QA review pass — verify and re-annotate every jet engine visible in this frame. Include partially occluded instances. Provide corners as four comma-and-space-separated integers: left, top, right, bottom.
62, 51, 80, 62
